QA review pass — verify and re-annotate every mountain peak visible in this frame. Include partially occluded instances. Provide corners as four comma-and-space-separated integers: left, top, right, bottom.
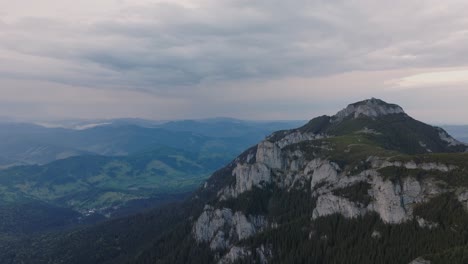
334, 98, 405, 121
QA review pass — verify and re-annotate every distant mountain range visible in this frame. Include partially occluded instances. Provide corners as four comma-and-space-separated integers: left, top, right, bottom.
1, 117, 464, 169
0, 119, 305, 167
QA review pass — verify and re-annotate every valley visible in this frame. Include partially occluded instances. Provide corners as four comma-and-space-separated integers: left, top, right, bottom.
0, 119, 302, 237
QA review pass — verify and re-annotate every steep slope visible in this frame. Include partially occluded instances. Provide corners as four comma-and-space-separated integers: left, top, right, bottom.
2, 98, 468, 264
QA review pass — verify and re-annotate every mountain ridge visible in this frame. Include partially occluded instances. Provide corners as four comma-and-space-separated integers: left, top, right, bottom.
178, 98, 468, 263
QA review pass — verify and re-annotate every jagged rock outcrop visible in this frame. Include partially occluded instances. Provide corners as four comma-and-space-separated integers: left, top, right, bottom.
219, 134, 325, 199
310, 169, 443, 224
308, 159, 340, 189
193, 206, 267, 250
369, 176, 423, 223
256, 141, 284, 169
228, 163, 271, 198
312, 193, 365, 219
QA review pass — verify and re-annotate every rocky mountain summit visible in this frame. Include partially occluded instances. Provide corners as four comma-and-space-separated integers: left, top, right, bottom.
334, 97, 405, 121
188, 98, 468, 264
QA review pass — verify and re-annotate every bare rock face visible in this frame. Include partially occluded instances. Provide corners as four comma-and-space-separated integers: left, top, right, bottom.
312, 194, 366, 219
219, 134, 325, 199
193, 206, 267, 250
256, 141, 283, 170
369, 176, 423, 224
215, 133, 452, 235
307, 159, 340, 189
232, 163, 271, 196
218, 162, 271, 200
310, 161, 447, 224
334, 98, 404, 121
311, 173, 439, 224
197, 130, 326, 254
193, 206, 233, 250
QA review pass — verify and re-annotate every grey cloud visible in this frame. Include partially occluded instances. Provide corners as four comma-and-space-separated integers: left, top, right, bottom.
85, 0, 468, 85
0, 0, 380, 89
1, 0, 468, 121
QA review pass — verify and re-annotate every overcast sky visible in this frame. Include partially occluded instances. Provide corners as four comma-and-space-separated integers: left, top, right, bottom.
1, 0, 468, 123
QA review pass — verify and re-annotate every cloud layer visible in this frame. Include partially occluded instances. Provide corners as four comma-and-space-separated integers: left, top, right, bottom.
1, 0, 468, 122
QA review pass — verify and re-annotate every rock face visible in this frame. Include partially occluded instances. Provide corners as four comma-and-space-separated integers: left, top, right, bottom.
256, 141, 283, 169
193, 206, 267, 250
197, 130, 454, 257
308, 159, 340, 188
334, 98, 405, 121
369, 175, 424, 224
311, 167, 442, 224
312, 194, 365, 219
218, 133, 323, 200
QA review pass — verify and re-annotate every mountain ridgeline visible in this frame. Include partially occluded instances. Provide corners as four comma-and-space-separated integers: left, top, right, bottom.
2, 98, 468, 264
